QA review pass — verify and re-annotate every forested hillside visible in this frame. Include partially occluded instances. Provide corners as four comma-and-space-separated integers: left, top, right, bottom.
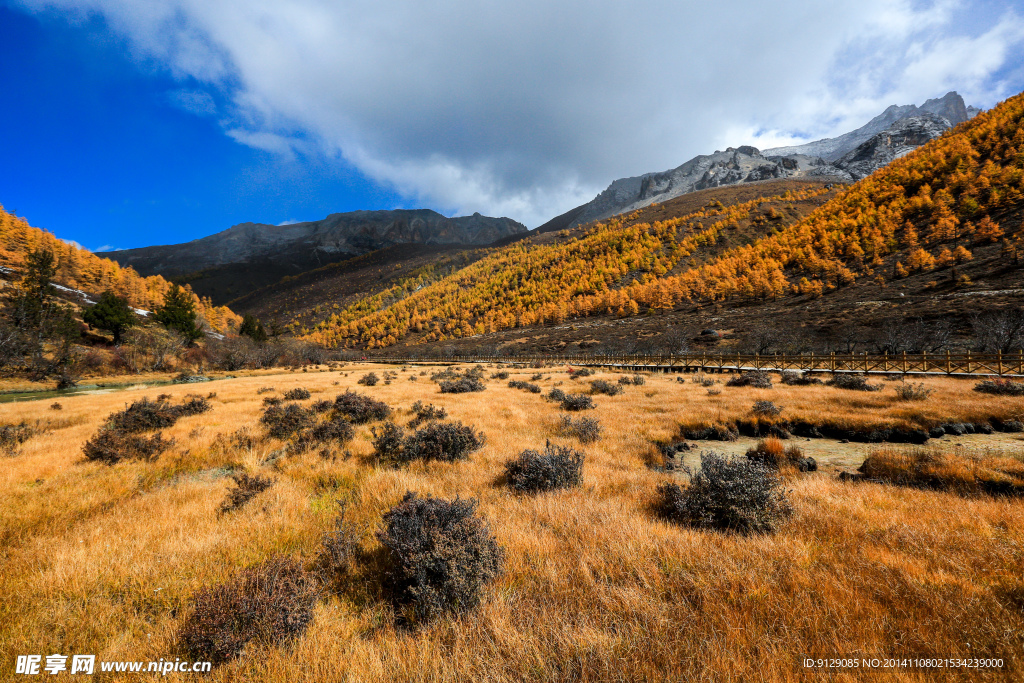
0, 208, 240, 332
304, 90, 1024, 350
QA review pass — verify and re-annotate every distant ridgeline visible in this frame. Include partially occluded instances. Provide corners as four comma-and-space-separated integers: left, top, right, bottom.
305, 90, 1024, 350
0, 207, 240, 333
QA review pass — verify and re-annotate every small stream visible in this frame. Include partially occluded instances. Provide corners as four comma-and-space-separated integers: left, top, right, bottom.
0, 378, 218, 404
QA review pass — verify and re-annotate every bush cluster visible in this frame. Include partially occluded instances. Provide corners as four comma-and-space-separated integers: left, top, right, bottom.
826, 374, 880, 391
260, 403, 316, 439
504, 443, 584, 493
780, 370, 823, 386
567, 367, 594, 379
104, 395, 211, 434
618, 374, 646, 386
560, 393, 595, 411
439, 376, 486, 393
220, 472, 274, 514
283, 388, 311, 401
294, 418, 355, 453
331, 390, 392, 423
547, 388, 566, 402
178, 558, 320, 664
558, 415, 602, 443
409, 400, 447, 427
373, 421, 484, 464
377, 492, 504, 622
655, 452, 791, 533
508, 380, 542, 393
751, 400, 782, 417
82, 431, 173, 464
589, 379, 623, 396
974, 379, 1024, 396
726, 371, 773, 388
490, 371, 510, 380
0, 422, 33, 454
357, 372, 380, 386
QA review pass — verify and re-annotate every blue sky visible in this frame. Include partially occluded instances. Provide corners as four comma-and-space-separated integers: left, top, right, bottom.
0, 6, 405, 250
2, 0, 1023, 251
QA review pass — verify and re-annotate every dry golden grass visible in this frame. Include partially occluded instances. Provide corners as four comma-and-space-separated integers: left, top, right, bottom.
1, 365, 1022, 681
860, 446, 1024, 496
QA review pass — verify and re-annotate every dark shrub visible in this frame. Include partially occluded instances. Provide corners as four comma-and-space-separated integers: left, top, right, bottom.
357, 372, 380, 386
316, 502, 361, 580
490, 371, 510, 380
409, 400, 447, 427
260, 403, 315, 439
371, 422, 406, 462
505, 443, 584, 493
50, 402, 62, 411
508, 380, 542, 393
178, 558, 320, 664
827, 374, 879, 391
558, 415, 602, 443
439, 376, 486, 393
311, 399, 333, 413
590, 379, 623, 396
430, 367, 460, 381
332, 390, 392, 423
974, 379, 1024, 396
262, 396, 283, 407
0, 422, 33, 454
780, 370, 822, 386
530, 373, 544, 381
402, 421, 484, 463
377, 492, 504, 621
619, 374, 646, 386
726, 371, 772, 388
256, 386, 275, 394
547, 388, 566, 402
178, 395, 213, 416
104, 396, 211, 434
655, 452, 791, 533
295, 418, 355, 453
560, 393, 595, 411
567, 367, 594, 380
752, 400, 782, 417
82, 430, 172, 464
283, 388, 311, 401
220, 473, 275, 513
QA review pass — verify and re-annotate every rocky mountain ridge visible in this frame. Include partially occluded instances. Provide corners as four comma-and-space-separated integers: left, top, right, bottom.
108, 209, 527, 278
544, 92, 978, 232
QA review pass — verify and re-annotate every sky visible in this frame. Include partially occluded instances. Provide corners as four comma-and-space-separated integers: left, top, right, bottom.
1, 0, 1023, 251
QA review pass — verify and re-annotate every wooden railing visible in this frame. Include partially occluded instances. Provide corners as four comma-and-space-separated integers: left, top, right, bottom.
374, 350, 1024, 377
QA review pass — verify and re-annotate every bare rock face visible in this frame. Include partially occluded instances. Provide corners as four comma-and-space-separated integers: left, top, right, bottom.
810, 113, 953, 181
763, 91, 971, 161
107, 209, 527, 277
555, 92, 977, 230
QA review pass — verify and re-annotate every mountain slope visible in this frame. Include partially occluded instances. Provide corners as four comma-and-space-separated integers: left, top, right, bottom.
107, 209, 526, 278
302, 89, 1024, 350
0, 207, 239, 332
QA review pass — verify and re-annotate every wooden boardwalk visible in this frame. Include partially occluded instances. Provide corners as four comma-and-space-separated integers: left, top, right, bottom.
379, 350, 1024, 378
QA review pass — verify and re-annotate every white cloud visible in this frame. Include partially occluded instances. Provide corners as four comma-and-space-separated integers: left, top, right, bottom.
167, 88, 217, 116
14, 0, 1024, 226
92, 244, 116, 252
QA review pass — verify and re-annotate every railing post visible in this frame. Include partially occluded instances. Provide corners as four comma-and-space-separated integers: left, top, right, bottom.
946, 350, 951, 375
966, 350, 971, 374
998, 350, 1003, 376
